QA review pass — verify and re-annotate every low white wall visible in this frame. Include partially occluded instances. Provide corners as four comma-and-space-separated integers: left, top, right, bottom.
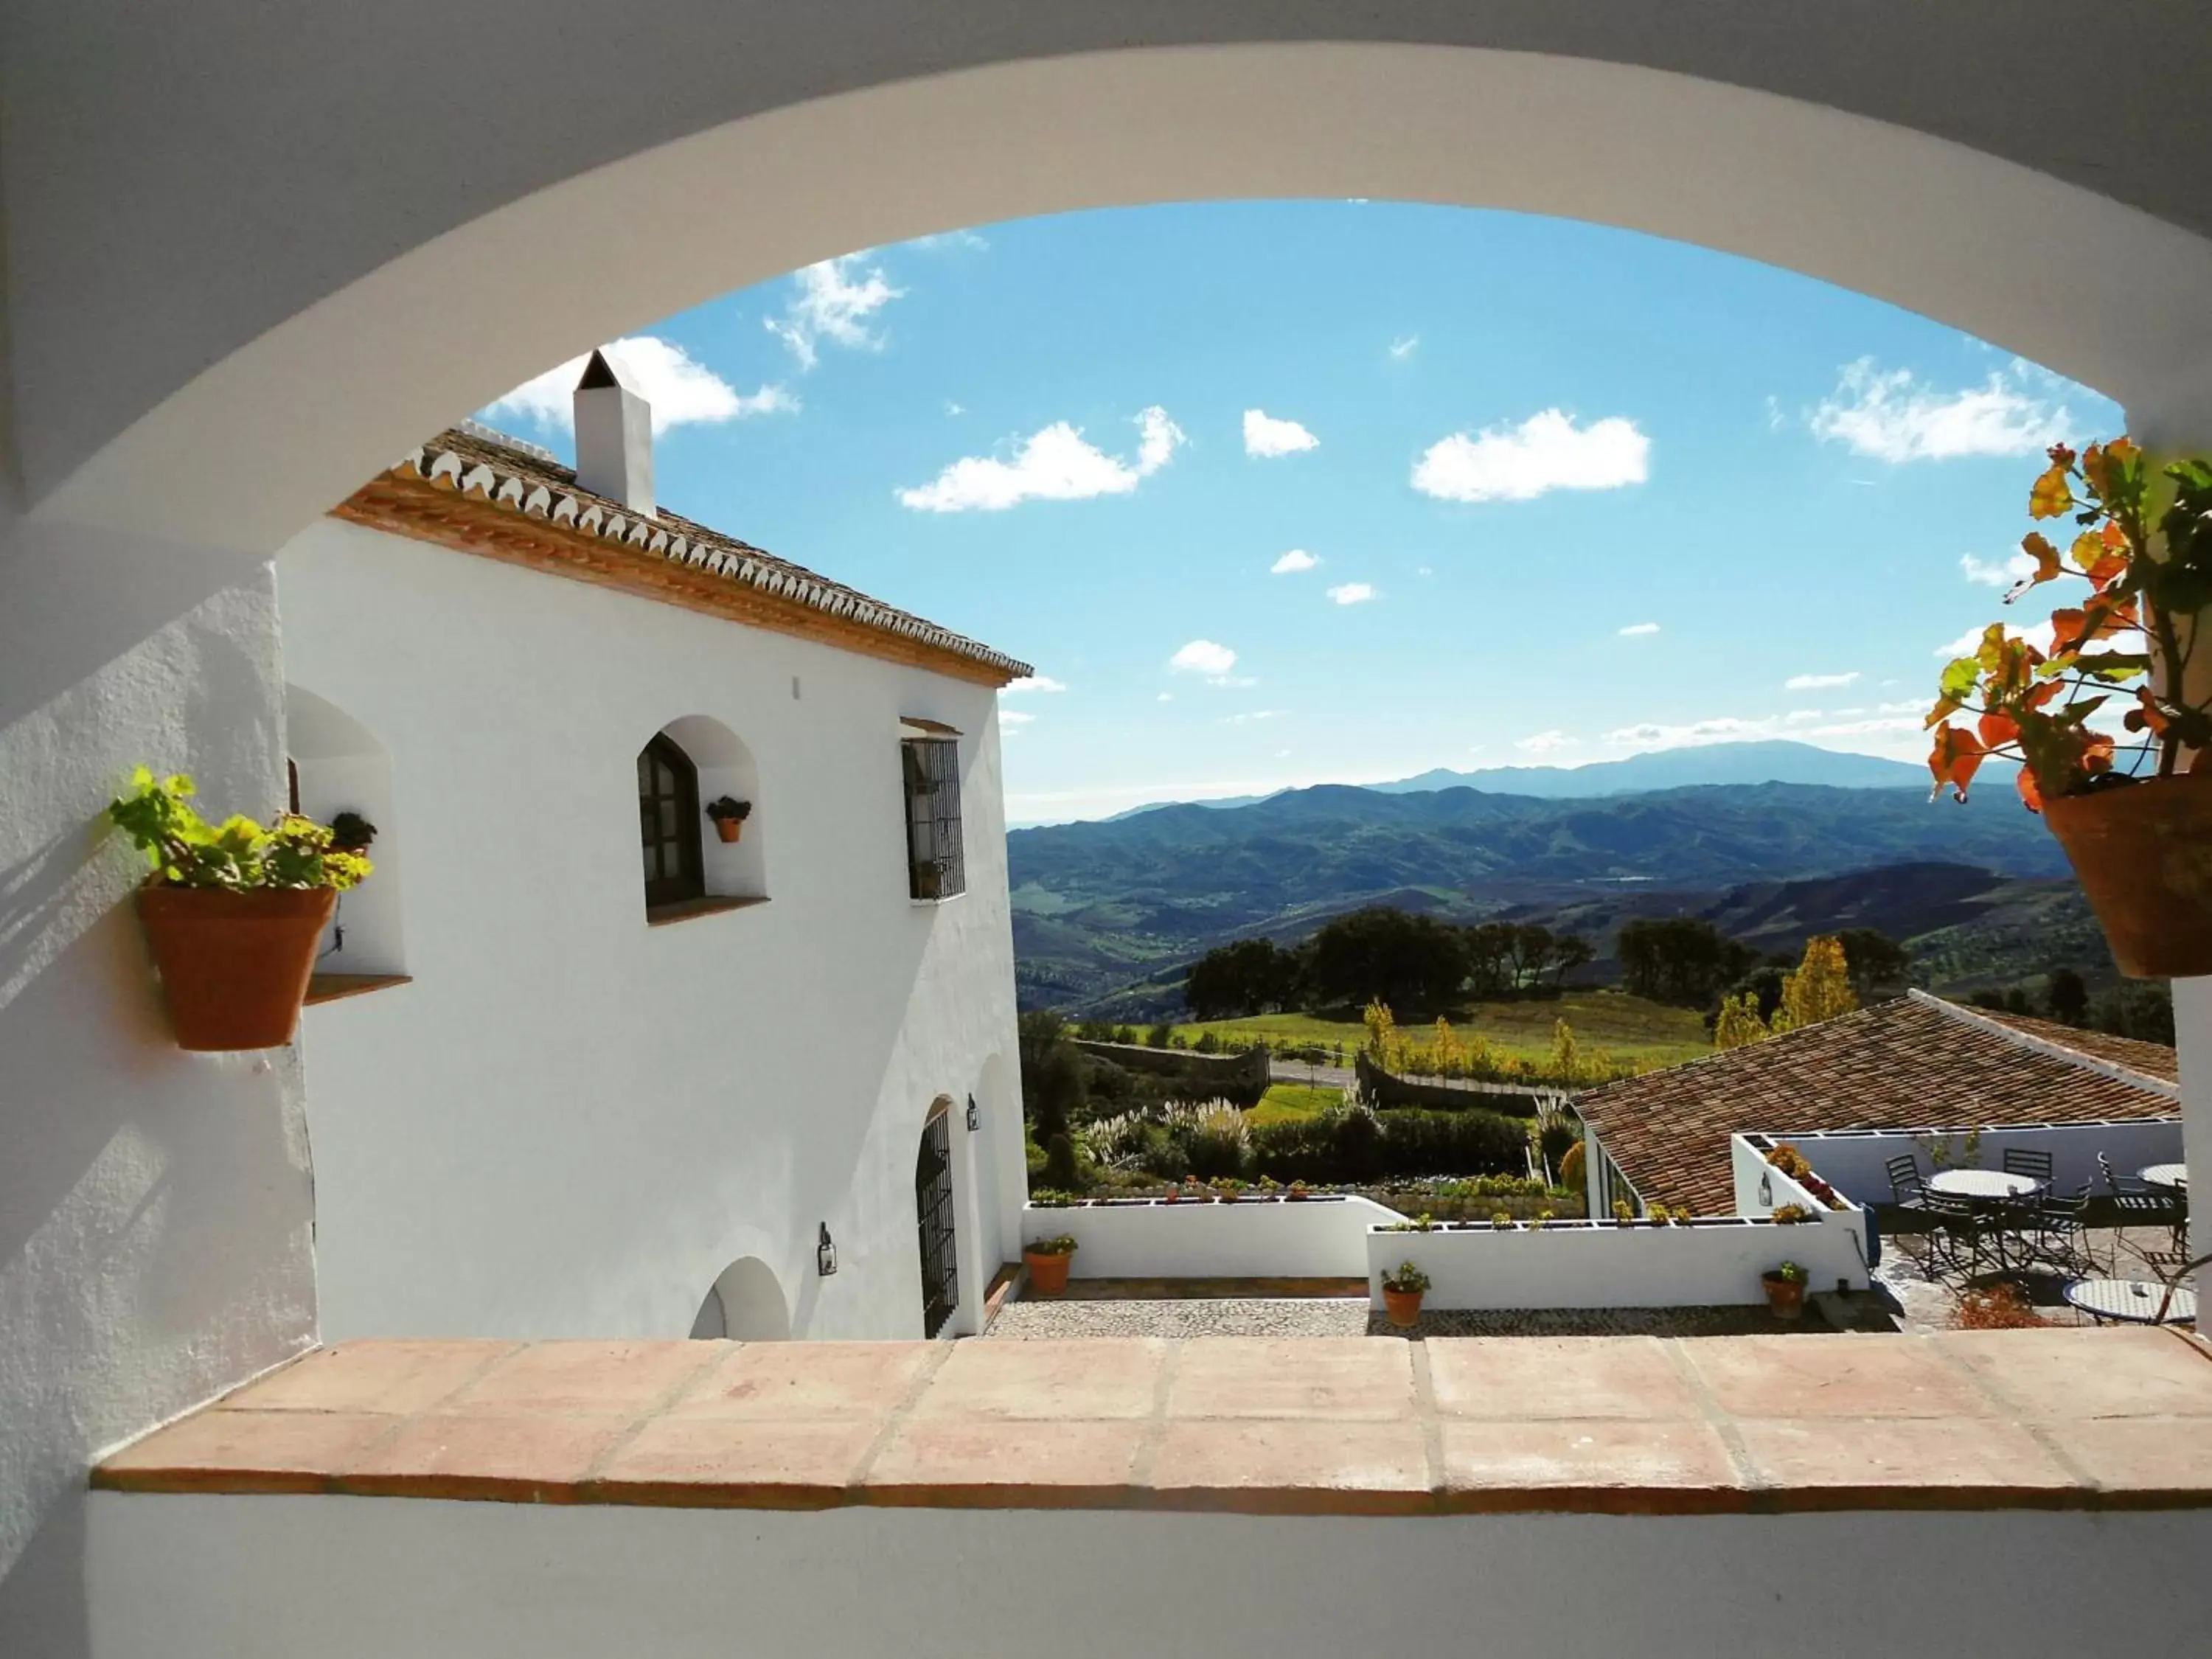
1729, 1135, 1874, 1270
84, 1492, 2212, 1659
1023, 1197, 1404, 1280
1366, 1216, 1867, 1310
1755, 1119, 2185, 1206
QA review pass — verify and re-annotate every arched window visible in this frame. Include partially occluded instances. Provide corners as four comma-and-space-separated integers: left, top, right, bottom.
638, 732, 703, 909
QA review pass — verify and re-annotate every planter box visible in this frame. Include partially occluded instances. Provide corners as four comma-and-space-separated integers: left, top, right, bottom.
1021, 1195, 1400, 1280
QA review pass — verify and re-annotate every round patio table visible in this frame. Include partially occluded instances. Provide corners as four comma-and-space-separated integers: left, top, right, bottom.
2140, 1163, 2188, 1192
2063, 1277, 2197, 1326
1928, 1169, 2040, 1201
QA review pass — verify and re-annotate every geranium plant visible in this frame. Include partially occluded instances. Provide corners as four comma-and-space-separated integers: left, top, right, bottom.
1927, 439, 2211, 810
109, 769, 373, 891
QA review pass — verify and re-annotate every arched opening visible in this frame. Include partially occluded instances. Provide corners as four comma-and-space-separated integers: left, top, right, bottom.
639, 714, 766, 917
915, 1096, 960, 1338
285, 683, 405, 980
688, 1256, 791, 1341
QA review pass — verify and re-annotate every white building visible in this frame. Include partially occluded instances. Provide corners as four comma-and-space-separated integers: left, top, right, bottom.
279, 354, 1030, 1344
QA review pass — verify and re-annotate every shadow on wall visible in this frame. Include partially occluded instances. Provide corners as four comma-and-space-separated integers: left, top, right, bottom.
688, 1256, 790, 1340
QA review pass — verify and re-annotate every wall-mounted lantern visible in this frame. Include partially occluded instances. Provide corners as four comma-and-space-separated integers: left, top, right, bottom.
1757, 1170, 1774, 1208
966, 1093, 981, 1132
817, 1223, 838, 1277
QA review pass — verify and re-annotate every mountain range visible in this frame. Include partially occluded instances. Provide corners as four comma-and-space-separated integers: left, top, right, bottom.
1007, 769, 2085, 1014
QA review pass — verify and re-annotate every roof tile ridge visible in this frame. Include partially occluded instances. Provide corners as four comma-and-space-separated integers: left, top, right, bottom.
1909, 988, 2180, 1100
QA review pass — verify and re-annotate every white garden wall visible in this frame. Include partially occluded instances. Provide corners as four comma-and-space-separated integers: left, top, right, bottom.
1367, 1215, 1868, 1311
1022, 1196, 1404, 1281
279, 518, 1026, 1345
1747, 1120, 2185, 1207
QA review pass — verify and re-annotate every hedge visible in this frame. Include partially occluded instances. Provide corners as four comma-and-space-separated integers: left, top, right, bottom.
1244, 1107, 1526, 1185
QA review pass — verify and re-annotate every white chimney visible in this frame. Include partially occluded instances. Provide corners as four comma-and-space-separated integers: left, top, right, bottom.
572, 347, 655, 518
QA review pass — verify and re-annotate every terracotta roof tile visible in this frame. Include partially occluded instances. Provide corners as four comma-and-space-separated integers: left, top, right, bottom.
1574, 992, 2177, 1217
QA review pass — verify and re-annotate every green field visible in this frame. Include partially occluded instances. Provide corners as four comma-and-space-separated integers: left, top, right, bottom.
1247, 1082, 1342, 1124
1172, 990, 1711, 1071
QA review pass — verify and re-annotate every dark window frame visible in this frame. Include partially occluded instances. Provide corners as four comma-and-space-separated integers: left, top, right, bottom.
900, 736, 965, 900
639, 732, 705, 911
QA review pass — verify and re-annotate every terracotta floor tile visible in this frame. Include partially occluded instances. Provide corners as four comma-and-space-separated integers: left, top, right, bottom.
338, 1411, 625, 1501
1167, 1338, 1413, 1420
1147, 1418, 1433, 1514
2034, 1416, 2212, 1498
1684, 1335, 1991, 1419
446, 1340, 726, 1416
94, 1409, 393, 1494
1438, 1419, 1745, 1512
1426, 1338, 1699, 1420
669, 1341, 935, 1419
866, 1417, 1146, 1506
222, 1340, 517, 1415
914, 1339, 1165, 1420
589, 1417, 878, 1507
1933, 1328, 2212, 1422
1731, 1416, 2081, 1505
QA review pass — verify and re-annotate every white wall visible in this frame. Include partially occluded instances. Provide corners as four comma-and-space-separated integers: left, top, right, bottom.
1368, 1217, 1868, 1311
1021, 1197, 1405, 1281
84, 1490, 2212, 1659
280, 518, 1023, 1343
1748, 1121, 2187, 1209
0, 512, 318, 1652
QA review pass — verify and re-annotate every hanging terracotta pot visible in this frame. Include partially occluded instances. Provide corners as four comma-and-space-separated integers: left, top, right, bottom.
713, 817, 744, 844
2041, 770, 2212, 978
135, 885, 336, 1051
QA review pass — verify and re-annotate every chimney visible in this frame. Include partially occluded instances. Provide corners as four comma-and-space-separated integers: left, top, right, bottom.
572, 348, 655, 518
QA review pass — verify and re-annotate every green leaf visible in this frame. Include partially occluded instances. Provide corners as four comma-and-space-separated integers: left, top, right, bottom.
1939, 655, 1981, 702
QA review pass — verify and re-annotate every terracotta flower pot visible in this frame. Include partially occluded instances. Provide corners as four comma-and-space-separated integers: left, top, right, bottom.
712, 817, 744, 844
135, 884, 337, 1051
1382, 1287, 1424, 1329
2042, 771, 2212, 977
1761, 1272, 1806, 1321
1023, 1248, 1073, 1294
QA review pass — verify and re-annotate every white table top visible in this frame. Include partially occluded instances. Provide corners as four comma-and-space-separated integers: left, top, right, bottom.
2063, 1278, 2197, 1324
2139, 1163, 2188, 1192
1928, 1168, 2040, 1200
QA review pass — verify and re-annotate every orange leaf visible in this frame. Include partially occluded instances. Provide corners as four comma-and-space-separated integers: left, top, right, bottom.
2081, 733, 2116, 774
2132, 686, 2171, 737
2029, 463, 2073, 519
1928, 723, 1987, 802
2015, 766, 2044, 813
1977, 710, 2018, 748
1924, 695, 1964, 730
2023, 532, 2064, 580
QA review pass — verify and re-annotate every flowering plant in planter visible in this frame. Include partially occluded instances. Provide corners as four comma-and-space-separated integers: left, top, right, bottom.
108, 769, 375, 1051
1022, 1234, 1079, 1294
703, 796, 753, 844
1927, 440, 2212, 974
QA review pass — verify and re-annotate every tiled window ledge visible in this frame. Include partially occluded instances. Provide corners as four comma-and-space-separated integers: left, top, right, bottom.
645, 894, 768, 928
303, 973, 412, 1006
93, 1329, 2212, 1517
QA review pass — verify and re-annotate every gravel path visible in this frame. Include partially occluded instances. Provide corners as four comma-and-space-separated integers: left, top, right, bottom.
985, 1297, 1892, 1339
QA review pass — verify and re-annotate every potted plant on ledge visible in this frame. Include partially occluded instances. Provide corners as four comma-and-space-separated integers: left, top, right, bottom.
108, 768, 374, 1051
1927, 439, 2212, 975
704, 796, 753, 844
1023, 1234, 1078, 1294
1761, 1259, 1809, 1321
1381, 1259, 1430, 1329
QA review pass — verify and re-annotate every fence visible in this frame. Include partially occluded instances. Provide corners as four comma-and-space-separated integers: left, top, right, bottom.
1353, 1050, 1560, 1117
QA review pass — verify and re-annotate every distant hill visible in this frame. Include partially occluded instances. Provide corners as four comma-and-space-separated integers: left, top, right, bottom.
1372, 740, 1932, 799
1007, 777, 2073, 1012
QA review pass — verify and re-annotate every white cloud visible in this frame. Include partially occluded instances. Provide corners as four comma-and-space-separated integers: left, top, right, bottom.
897, 406, 1186, 512
1390, 336, 1420, 361
1604, 711, 1926, 753
1808, 358, 2075, 463
1157, 692, 1174, 703
1169, 639, 1237, 677
1326, 582, 1376, 606
1411, 409, 1649, 503
1516, 730, 1580, 755
1000, 709, 1037, 728
945, 401, 965, 417
1936, 619, 2056, 658
1876, 699, 1924, 714
1784, 671, 1860, 692
908, 229, 988, 251
765, 254, 905, 370
1416, 565, 1434, 577
1961, 551, 2037, 588
1004, 675, 1066, 695
1221, 709, 1287, 726
1765, 394, 1786, 432
485, 336, 793, 434
1618, 622, 1660, 637
1243, 409, 1320, 458
1270, 549, 1320, 574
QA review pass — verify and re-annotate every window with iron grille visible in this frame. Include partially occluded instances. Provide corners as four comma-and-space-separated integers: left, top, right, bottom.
900, 737, 964, 900
638, 732, 704, 909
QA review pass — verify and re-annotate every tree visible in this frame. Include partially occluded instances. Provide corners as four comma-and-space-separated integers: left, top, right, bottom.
1306, 907, 1467, 1011
1617, 918, 1757, 1007
1833, 928, 1910, 998
1548, 934, 1596, 987
1714, 991, 1770, 1049
1461, 922, 1519, 998
1028, 1040, 1085, 1144
1183, 936, 1301, 1020
2045, 967, 2091, 1026
1145, 1020, 1175, 1048
1507, 924, 1555, 990
1771, 936, 1858, 1033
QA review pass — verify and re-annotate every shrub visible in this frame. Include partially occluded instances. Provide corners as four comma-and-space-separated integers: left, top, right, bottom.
1026, 1234, 1079, 1257
1382, 1260, 1431, 1294
1559, 1141, 1586, 1190
1766, 1143, 1812, 1180
1180, 1104, 1250, 1180
1955, 1284, 2043, 1329
1769, 1203, 1815, 1225
1043, 1133, 1080, 1192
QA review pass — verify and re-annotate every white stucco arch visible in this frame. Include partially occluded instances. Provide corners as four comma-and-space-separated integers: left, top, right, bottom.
688, 1256, 791, 1341
34, 41, 2212, 555
656, 714, 767, 902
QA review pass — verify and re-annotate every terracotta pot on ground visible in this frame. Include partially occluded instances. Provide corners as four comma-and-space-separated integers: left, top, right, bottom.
1382, 1287, 1424, 1329
1023, 1248, 1073, 1294
1761, 1272, 1806, 1321
135, 884, 337, 1051
2042, 770, 2212, 978
713, 817, 744, 844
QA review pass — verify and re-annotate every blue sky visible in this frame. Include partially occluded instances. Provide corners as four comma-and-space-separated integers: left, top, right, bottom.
482, 201, 2121, 825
